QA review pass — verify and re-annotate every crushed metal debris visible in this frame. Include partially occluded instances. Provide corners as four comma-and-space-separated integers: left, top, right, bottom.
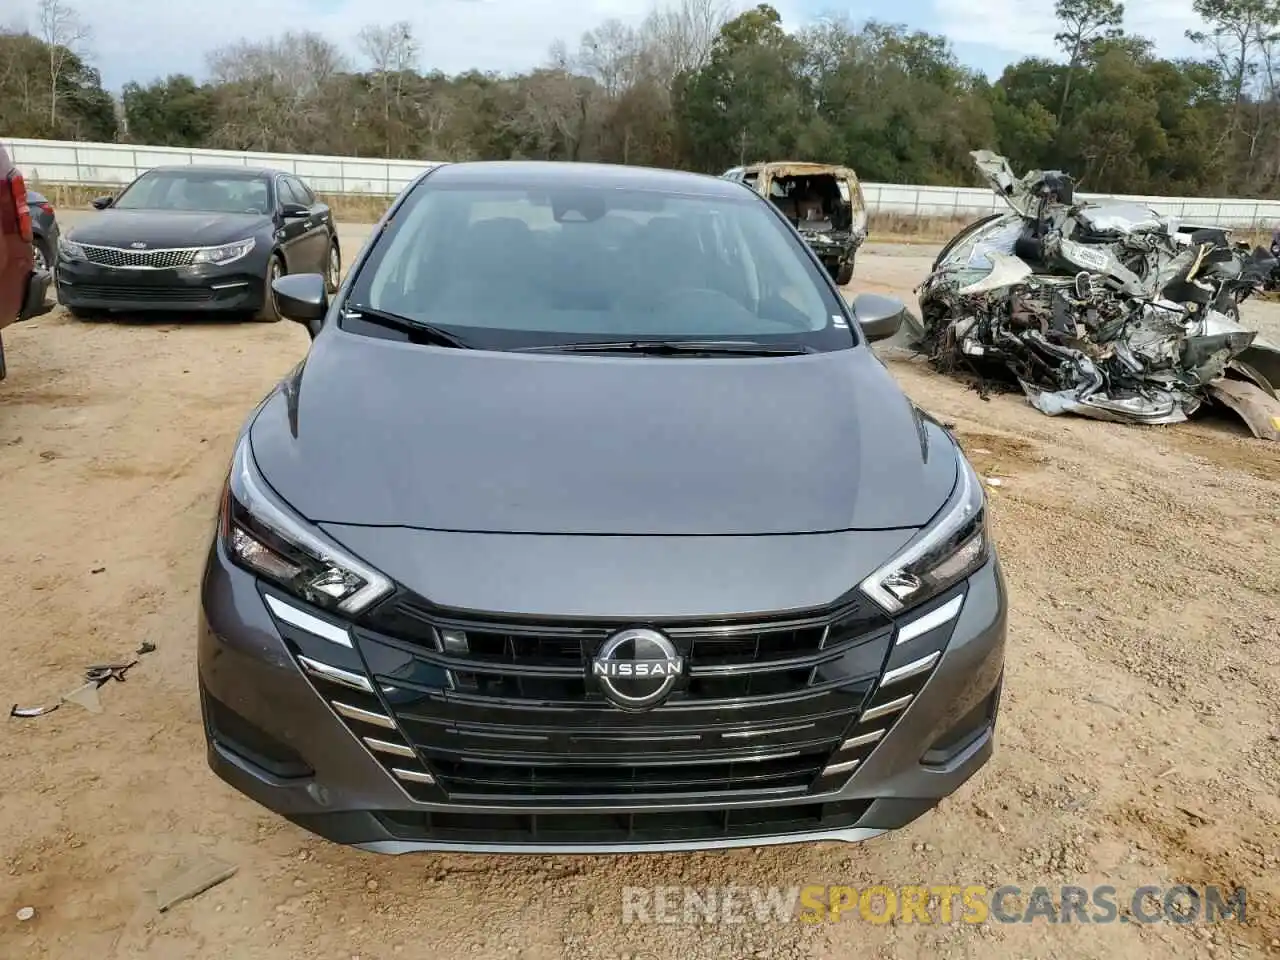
9, 658, 141, 719
906, 150, 1280, 439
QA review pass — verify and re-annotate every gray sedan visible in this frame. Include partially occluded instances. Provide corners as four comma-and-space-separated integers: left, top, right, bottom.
198, 160, 1008, 855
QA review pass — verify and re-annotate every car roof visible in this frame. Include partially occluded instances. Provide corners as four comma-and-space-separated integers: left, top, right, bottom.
145, 165, 282, 179
422, 161, 750, 199
744, 161, 853, 173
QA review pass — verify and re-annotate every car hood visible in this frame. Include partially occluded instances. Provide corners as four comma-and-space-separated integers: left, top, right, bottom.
248, 330, 959, 535
68, 210, 269, 248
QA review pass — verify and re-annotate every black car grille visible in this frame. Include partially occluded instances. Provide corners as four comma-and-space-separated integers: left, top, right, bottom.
82, 244, 197, 269
70, 284, 214, 303
350, 593, 895, 805
427, 750, 830, 798
371, 798, 874, 846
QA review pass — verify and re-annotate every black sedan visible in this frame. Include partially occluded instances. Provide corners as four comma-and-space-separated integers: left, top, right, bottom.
56, 165, 341, 321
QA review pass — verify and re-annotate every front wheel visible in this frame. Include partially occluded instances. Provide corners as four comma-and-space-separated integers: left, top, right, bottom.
32, 236, 52, 274
835, 260, 854, 286
324, 240, 341, 295
33, 236, 55, 305
254, 255, 285, 322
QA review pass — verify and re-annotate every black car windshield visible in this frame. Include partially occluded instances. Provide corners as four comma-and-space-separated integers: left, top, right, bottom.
345, 179, 854, 351
113, 171, 271, 215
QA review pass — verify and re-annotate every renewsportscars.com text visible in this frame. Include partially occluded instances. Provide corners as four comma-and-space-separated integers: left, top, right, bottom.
620, 884, 1248, 926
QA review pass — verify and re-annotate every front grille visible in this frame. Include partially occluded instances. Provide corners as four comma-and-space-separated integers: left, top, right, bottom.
367, 596, 887, 673
428, 749, 829, 800
350, 592, 896, 805
410, 619, 833, 668
372, 799, 874, 846
82, 244, 197, 269
69, 283, 214, 303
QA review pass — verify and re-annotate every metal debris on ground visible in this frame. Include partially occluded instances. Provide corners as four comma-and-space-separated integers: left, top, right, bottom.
153, 856, 238, 912
16, 906, 35, 922
909, 150, 1280, 439
10, 701, 62, 718
8, 658, 141, 718
85, 661, 138, 684
137, 640, 157, 655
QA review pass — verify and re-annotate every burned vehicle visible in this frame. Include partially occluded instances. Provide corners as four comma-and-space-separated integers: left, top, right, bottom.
910, 151, 1280, 439
723, 162, 868, 285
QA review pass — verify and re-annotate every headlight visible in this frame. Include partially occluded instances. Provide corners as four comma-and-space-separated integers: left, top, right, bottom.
194, 237, 255, 266
858, 450, 989, 614
59, 237, 86, 260
218, 433, 392, 616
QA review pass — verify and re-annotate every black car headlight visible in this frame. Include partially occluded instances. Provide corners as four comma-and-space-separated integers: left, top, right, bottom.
858, 451, 989, 614
59, 237, 87, 260
217, 434, 393, 615
194, 237, 255, 266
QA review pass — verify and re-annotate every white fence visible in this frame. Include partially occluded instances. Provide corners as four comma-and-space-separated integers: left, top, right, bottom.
9, 136, 1280, 228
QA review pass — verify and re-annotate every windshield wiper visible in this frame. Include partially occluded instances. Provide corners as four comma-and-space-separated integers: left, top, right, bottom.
515, 339, 815, 356
342, 305, 472, 349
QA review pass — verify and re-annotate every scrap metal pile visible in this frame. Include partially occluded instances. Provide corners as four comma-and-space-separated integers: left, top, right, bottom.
908, 150, 1280, 439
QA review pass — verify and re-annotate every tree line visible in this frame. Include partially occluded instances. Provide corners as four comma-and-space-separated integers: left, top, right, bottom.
4, 0, 1280, 197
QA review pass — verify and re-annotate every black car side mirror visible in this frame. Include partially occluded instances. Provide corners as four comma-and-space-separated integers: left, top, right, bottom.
279, 202, 310, 219
91, 195, 114, 210
852, 292, 907, 343
272, 273, 327, 338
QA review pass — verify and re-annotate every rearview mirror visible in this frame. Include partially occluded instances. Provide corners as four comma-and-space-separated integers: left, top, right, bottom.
91, 195, 114, 210
280, 202, 309, 219
852, 292, 907, 343
272, 273, 327, 337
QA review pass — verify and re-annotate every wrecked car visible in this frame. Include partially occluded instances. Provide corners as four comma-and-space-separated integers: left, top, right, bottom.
723, 162, 868, 285
909, 150, 1280, 440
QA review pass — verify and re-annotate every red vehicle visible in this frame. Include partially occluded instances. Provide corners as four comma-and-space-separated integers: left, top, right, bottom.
1, 141, 53, 380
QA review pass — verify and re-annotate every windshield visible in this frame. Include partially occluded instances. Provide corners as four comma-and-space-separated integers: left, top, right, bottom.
113, 171, 271, 215
345, 179, 853, 351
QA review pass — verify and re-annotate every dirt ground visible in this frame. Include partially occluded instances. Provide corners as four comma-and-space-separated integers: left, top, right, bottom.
2, 217, 1278, 959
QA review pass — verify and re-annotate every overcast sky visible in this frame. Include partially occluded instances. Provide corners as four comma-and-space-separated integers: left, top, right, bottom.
6, 0, 1208, 93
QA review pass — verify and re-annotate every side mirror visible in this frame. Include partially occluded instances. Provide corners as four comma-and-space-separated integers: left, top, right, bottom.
852, 292, 907, 343
91, 195, 114, 210
279, 202, 310, 219
272, 273, 327, 338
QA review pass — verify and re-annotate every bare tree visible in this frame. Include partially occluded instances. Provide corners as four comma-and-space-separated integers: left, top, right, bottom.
358, 21, 420, 119
206, 32, 348, 151
641, 0, 732, 86
547, 38, 572, 70
38, 0, 90, 128
506, 68, 595, 160
209, 31, 345, 95
577, 19, 644, 98
1187, 0, 1280, 174
1187, 0, 1280, 105
358, 21, 420, 74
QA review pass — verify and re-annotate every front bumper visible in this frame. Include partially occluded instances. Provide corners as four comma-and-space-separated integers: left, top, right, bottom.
801, 230, 861, 262
198, 538, 1007, 854
19, 268, 53, 321
56, 257, 264, 313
